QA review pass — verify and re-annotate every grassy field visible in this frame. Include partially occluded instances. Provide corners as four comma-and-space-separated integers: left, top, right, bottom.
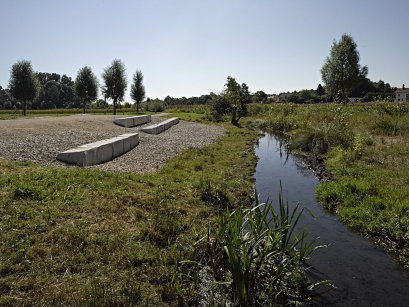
0, 114, 264, 305
243, 102, 409, 266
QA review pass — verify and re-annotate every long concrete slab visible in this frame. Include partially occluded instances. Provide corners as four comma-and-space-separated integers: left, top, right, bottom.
113, 115, 151, 128
141, 117, 179, 135
56, 133, 139, 166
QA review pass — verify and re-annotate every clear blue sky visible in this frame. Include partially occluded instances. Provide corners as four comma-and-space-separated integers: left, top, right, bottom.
1, 0, 408, 101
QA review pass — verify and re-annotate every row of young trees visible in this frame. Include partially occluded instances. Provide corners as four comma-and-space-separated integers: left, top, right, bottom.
4, 59, 146, 115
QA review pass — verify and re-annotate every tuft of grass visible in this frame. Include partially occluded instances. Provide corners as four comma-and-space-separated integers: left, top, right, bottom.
179, 186, 332, 306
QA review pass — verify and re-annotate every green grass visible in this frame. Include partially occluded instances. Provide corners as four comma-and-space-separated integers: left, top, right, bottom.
245, 102, 409, 266
0, 122, 262, 306
163, 112, 205, 122
0, 108, 158, 120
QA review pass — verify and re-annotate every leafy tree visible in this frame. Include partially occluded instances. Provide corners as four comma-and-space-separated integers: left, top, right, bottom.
61, 74, 74, 86
224, 76, 249, 124
0, 86, 12, 109
252, 90, 268, 103
74, 66, 99, 114
101, 59, 128, 115
93, 98, 109, 109
130, 69, 146, 113
321, 34, 368, 103
8, 60, 41, 116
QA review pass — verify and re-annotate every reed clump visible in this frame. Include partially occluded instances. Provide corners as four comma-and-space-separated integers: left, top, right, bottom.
179, 186, 331, 306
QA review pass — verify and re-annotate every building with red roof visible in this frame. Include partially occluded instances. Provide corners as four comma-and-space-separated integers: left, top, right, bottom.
395, 84, 409, 102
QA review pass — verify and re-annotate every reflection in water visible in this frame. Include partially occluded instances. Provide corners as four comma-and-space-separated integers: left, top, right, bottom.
254, 133, 409, 307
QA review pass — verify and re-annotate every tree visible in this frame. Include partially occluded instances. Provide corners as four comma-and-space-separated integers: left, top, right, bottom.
224, 76, 249, 124
8, 60, 40, 116
252, 90, 268, 103
101, 59, 128, 115
130, 69, 146, 113
320, 34, 368, 103
316, 84, 326, 96
74, 66, 99, 114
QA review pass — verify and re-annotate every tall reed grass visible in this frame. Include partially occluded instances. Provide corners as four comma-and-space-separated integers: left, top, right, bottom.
181, 185, 331, 306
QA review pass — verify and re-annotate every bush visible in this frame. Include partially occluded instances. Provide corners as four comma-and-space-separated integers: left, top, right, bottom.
142, 99, 165, 112
210, 96, 231, 122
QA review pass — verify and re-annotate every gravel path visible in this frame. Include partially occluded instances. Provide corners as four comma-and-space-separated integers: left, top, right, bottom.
0, 114, 226, 173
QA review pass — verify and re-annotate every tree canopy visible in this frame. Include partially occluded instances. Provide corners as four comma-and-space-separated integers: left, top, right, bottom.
101, 59, 128, 115
8, 60, 41, 115
252, 90, 268, 103
321, 34, 368, 103
74, 66, 99, 114
130, 70, 146, 113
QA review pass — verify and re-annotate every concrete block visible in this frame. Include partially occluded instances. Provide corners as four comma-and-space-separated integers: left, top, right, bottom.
121, 133, 140, 151
141, 117, 179, 135
57, 133, 139, 166
114, 115, 151, 128
114, 117, 135, 128
133, 115, 151, 126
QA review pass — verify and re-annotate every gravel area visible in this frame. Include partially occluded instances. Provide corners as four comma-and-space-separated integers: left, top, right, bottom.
0, 114, 226, 173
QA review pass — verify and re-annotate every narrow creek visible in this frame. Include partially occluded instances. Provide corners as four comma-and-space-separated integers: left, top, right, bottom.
254, 133, 409, 307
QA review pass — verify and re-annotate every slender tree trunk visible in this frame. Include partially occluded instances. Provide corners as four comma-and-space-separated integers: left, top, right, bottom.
23, 102, 27, 116
113, 100, 116, 115
231, 106, 237, 124
137, 102, 139, 114
83, 104, 86, 114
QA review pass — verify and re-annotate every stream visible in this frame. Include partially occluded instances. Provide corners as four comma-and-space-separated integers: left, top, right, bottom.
254, 133, 409, 306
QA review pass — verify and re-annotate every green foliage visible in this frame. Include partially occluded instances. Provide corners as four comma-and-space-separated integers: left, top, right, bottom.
225, 76, 249, 124
101, 59, 128, 115
252, 90, 268, 103
32, 72, 77, 109
321, 34, 368, 103
142, 99, 165, 112
130, 69, 146, 113
362, 92, 395, 102
164, 93, 214, 106
210, 95, 232, 122
8, 60, 41, 115
317, 84, 326, 96
182, 187, 330, 306
209, 77, 250, 123
74, 66, 99, 114
286, 89, 323, 104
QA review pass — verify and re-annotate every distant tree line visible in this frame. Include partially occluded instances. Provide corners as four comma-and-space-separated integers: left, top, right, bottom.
280, 77, 396, 104
164, 94, 214, 106
1, 59, 146, 115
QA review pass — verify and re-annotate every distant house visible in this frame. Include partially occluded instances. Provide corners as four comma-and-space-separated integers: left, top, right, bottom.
348, 97, 362, 103
395, 84, 409, 102
278, 92, 295, 102
267, 95, 279, 102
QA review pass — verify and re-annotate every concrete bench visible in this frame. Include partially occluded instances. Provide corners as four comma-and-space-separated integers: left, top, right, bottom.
56, 133, 139, 166
113, 115, 151, 128
141, 117, 179, 135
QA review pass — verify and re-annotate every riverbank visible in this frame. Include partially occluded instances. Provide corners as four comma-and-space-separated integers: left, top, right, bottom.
244, 102, 409, 267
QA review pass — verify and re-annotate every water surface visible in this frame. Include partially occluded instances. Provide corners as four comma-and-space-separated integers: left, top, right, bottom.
254, 133, 409, 306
